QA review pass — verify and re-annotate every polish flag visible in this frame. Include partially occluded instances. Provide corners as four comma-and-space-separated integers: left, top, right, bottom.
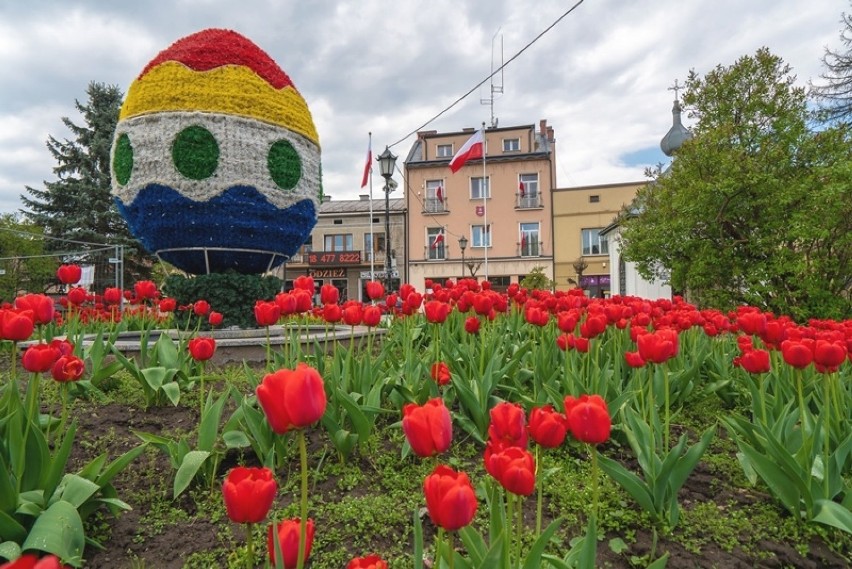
360, 140, 372, 188
519, 181, 525, 197
449, 128, 484, 173
436, 185, 444, 203
431, 232, 445, 249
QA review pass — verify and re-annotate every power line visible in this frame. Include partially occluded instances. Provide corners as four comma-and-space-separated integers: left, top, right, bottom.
388, 0, 586, 149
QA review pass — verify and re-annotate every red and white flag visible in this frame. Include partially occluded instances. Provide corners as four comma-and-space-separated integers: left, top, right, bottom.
430, 232, 445, 249
360, 139, 372, 188
436, 185, 444, 203
521, 233, 527, 249
519, 181, 526, 197
449, 128, 484, 173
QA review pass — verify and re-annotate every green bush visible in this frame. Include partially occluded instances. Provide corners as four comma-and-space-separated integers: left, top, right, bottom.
162, 271, 282, 329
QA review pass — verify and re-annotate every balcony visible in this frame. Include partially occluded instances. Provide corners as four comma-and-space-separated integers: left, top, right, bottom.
422, 198, 449, 214
519, 241, 542, 257
516, 195, 542, 209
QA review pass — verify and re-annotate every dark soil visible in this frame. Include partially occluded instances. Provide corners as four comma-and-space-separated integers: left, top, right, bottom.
62, 396, 850, 569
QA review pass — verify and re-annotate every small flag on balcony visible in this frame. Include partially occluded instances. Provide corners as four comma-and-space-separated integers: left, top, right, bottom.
519, 181, 525, 197
436, 185, 444, 203
431, 232, 445, 249
521, 233, 527, 249
449, 128, 484, 173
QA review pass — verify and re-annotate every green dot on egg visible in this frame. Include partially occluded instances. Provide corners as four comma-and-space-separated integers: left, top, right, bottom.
268, 139, 302, 190
113, 132, 133, 186
173, 125, 219, 180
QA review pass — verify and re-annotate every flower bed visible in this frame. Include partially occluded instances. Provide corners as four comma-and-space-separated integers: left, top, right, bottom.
0, 270, 850, 568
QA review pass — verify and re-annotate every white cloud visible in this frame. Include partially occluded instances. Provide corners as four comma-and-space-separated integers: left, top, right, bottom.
0, 0, 846, 217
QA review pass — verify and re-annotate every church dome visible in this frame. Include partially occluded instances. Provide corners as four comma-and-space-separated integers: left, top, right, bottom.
660, 99, 692, 156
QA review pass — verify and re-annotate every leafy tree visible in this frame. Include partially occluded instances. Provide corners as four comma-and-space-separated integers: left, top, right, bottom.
20, 81, 152, 286
520, 266, 554, 291
0, 214, 56, 301
620, 48, 852, 320
812, 4, 852, 124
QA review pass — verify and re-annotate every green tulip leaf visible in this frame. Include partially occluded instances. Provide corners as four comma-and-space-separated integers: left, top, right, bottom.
812, 500, 852, 535
522, 518, 562, 569
173, 451, 211, 499
0, 510, 27, 543
52, 474, 99, 508
21, 500, 84, 567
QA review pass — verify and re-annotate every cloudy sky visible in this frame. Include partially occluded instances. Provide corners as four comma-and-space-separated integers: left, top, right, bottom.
0, 0, 846, 216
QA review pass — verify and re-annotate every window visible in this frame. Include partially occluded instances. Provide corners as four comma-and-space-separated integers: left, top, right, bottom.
426, 227, 445, 260
364, 232, 385, 261
503, 138, 520, 152
470, 176, 490, 199
324, 234, 354, 251
589, 195, 600, 203
436, 144, 453, 157
520, 222, 540, 256
472, 225, 491, 248
425, 179, 446, 212
582, 228, 608, 256
333, 219, 343, 225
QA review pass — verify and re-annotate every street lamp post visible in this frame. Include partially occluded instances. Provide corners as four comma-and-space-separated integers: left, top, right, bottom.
458, 235, 468, 280
377, 146, 398, 293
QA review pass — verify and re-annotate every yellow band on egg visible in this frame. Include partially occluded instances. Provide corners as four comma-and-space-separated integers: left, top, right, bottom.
120, 61, 319, 145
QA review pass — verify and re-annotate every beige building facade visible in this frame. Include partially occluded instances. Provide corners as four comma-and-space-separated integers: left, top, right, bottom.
552, 182, 644, 297
403, 120, 556, 291
272, 195, 406, 302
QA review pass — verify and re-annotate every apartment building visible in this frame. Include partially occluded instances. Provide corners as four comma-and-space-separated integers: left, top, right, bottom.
403, 120, 556, 291
272, 195, 406, 302
552, 182, 644, 298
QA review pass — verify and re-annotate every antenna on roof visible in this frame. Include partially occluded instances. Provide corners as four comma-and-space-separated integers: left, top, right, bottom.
480, 28, 504, 128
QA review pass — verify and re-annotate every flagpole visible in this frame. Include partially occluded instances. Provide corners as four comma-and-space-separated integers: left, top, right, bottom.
367, 132, 375, 283
482, 122, 488, 280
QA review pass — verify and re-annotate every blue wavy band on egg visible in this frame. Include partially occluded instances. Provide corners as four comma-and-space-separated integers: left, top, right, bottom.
116, 184, 316, 275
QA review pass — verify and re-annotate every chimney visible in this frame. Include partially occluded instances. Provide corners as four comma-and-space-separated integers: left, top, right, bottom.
359, 194, 369, 201
539, 119, 548, 137
322, 194, 332, 203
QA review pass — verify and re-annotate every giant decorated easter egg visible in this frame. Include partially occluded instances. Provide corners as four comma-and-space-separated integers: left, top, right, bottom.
110, 29, 321, 274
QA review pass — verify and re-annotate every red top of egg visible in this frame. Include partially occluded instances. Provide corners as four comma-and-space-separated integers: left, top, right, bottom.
139, 28, 294, 90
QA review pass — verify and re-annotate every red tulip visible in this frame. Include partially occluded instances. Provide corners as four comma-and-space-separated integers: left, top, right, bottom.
21, 343, 60, 373
557, 312, 578, 333
133, 280, 158, 301
430, 361, 451, 386
423, 465, 478, 531
158, 298, 177, 312
14, 294, 54, 325
485, 445, 536, 496
293, 290, 313, 313
813, 339, 846, 373
579, 314, 607, 338
342, 304, 363, 326
66, 287, 88, 306
103, 287, 122, 305
188, 337, 216, 362
564, 394, 611, 444
50, 338, 74, 357
365, 281, 385, 301
402, 398, 452, 457
734, 349, 771, 374
472, 294, 493, 316
256, 363, 327, 434
781, 339, 813, 369
464, 316, 480, 335
51, 355, 85, 382
322, 304, 342, 323
0, 553, 69, 569
255, 300, 281, 327
267, 518, 314, 568
293, 275, 315, 293
488, 401, 528, 448
0, 309, 34, 342
347, 554, 388, 569
737, 310, 767, 337
637, 328, 679, 364
524, 306, 549, 327
208, 311, 223, 326
320, 284, 340, 305
56, 264, 82, 285
362, 305, 382, 327
222, 466, 277, 524
528, 404, 568, 448
624, 351, 646, 368
424, 300, 450, 324
193, 300, 210, 316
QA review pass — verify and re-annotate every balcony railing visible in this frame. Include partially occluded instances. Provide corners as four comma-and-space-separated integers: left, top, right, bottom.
423, 198, 449, 214
516, 195, 542, 209
519, 241, 542, 257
